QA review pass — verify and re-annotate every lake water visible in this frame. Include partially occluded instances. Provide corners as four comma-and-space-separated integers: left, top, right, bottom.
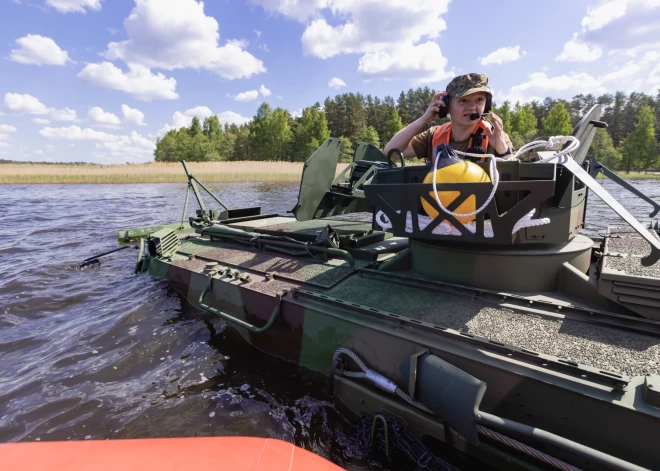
0, 177, 658, 469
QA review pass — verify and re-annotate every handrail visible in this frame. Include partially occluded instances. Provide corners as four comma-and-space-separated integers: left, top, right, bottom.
198, 275, 280, 333
386, 148, 405, 168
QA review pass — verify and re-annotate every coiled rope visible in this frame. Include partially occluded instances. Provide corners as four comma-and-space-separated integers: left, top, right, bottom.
333, 347, 582, 471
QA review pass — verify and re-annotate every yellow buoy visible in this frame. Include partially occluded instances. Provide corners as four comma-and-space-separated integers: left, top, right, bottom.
422, 157, 491, 224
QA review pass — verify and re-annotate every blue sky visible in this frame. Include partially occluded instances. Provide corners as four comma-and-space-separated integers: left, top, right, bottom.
1, 0, 659, 163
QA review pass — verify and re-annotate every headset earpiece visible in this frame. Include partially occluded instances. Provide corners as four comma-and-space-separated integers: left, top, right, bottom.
437, 94, 450, 119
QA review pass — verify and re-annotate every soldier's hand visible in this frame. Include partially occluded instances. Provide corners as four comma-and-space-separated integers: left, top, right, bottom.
484, 112, 509, 156
423, 91, 448, 123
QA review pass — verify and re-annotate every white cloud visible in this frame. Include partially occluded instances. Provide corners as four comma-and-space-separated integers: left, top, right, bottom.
234, 90, 259, 102
33, 118, 51, 125
34, 150, 44, 155
259, 84, 271, 96
0, 125, 18, 133
565, 0, 660, 54
45, 0, 102, 14
253, 0, 452, 82
38, 125, 156, 162
49, 108, 78, 122
276, 95, 284, 100
358, 41, 453, 84
122, 104, 146, 125
94, 131, 155, 163
502, 72, 607, 103
302, 0, 449, 57
4, 93, 49, 115
581, 0, 628, 32
10, 34, 71, 66
159, 107, 250, 134
103, 0, 266, 80
46, 145, 55, 151
250, 0, 327, 22
254, 29, 262, 38
259, 43, 270, 52
159, 106, 213, 134
215, 111, 250, 126
291, 108, 303, 118
479, 46, 526, 66
88, 106, 121, 126
78, 62, 178, 101
328, 77, 346, 88
0, 142, 10, 148
4, 93, 78, 121
556, 35, 603, 62
0, 134, 8, 141
39, 125, 115, 141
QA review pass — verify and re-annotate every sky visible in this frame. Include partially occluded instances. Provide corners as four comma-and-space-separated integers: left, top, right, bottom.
0, 0, 659, 164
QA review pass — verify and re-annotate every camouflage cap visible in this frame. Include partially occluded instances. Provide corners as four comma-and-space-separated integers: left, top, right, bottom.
446, 73, 492, 98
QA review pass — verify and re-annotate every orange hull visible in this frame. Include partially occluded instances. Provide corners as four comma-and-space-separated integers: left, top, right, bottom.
0, 436, 345, 471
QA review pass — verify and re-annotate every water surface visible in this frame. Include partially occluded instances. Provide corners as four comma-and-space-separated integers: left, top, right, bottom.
0, 178, 658, 468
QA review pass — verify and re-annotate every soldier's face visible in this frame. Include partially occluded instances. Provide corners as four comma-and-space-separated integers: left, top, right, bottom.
450, 92, 487, 125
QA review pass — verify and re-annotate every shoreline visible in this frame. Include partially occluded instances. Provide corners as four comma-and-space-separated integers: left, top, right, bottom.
0, 161, 324, 184
1, 161, 658, 184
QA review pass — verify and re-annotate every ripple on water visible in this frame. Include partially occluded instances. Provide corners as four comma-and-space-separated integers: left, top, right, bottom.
0, 180, 658, 470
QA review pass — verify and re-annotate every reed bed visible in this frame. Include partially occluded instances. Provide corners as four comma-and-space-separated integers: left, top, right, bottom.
0, 161, 350, 184
1, 161, 656, 184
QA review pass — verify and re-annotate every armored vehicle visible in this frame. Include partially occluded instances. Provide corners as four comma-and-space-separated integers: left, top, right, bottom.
119, 106, 660, 471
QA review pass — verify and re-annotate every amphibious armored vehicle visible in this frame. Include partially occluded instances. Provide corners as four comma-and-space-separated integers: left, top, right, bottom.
119, 106, 660, 471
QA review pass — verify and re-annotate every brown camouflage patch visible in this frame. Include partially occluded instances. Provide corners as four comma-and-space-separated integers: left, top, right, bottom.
446, 73, 491, 98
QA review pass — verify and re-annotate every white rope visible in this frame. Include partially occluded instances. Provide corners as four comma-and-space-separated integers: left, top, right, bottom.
511, 135, 580, 163
431, 149, 501, 220
375, 209, 550, 237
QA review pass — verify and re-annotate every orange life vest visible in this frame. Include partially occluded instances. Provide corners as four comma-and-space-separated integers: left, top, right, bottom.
431, 119, 491, 164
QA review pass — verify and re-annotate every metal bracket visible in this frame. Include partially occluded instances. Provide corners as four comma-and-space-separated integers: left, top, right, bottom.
370, 413, 390, 458
562, 157, 660, 266
407, 348, 429, 400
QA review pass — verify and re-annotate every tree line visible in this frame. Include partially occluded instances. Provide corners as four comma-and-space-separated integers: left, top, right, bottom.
154, 88, 660, 172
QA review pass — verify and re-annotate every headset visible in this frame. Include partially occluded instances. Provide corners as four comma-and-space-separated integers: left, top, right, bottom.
437, 94, 492, 120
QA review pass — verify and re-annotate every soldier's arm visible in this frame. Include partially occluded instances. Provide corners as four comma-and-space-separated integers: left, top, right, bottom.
384, 92, 448, 158
384, 116, 431, 158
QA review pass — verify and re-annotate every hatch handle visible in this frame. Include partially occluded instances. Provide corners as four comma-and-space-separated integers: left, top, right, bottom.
198, 276, 281, 333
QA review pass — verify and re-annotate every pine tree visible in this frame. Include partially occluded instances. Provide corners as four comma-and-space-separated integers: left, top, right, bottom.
590, 128, 622, 169
621, 105, 657, 172
494, 101, 512, 134
510, 103, 538, 148
383, 106, 403, 144
358, 125, 380, 148
189, 116, 202, 137
290, 106, 331, 161
541, 103, 573, 136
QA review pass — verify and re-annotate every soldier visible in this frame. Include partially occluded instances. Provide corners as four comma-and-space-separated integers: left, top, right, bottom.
383, 73, 513, 163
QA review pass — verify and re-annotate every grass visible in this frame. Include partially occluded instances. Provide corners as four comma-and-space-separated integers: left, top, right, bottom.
1, 161, 657, 184
0, 161, 350, 184
610, 171, 660, 180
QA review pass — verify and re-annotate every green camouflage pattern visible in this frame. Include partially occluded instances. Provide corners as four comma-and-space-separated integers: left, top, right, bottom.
120, 106, 660, 470
446, 73, 492, 98
130, 226, 660, 470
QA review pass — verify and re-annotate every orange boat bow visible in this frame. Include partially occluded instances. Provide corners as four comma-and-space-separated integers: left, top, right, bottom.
0, 436, 345, 471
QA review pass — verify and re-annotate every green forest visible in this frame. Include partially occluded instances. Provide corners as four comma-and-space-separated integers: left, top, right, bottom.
154, 88, 660, 172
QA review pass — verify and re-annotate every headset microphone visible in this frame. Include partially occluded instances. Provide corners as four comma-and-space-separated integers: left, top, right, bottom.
469, 112, 491, 121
